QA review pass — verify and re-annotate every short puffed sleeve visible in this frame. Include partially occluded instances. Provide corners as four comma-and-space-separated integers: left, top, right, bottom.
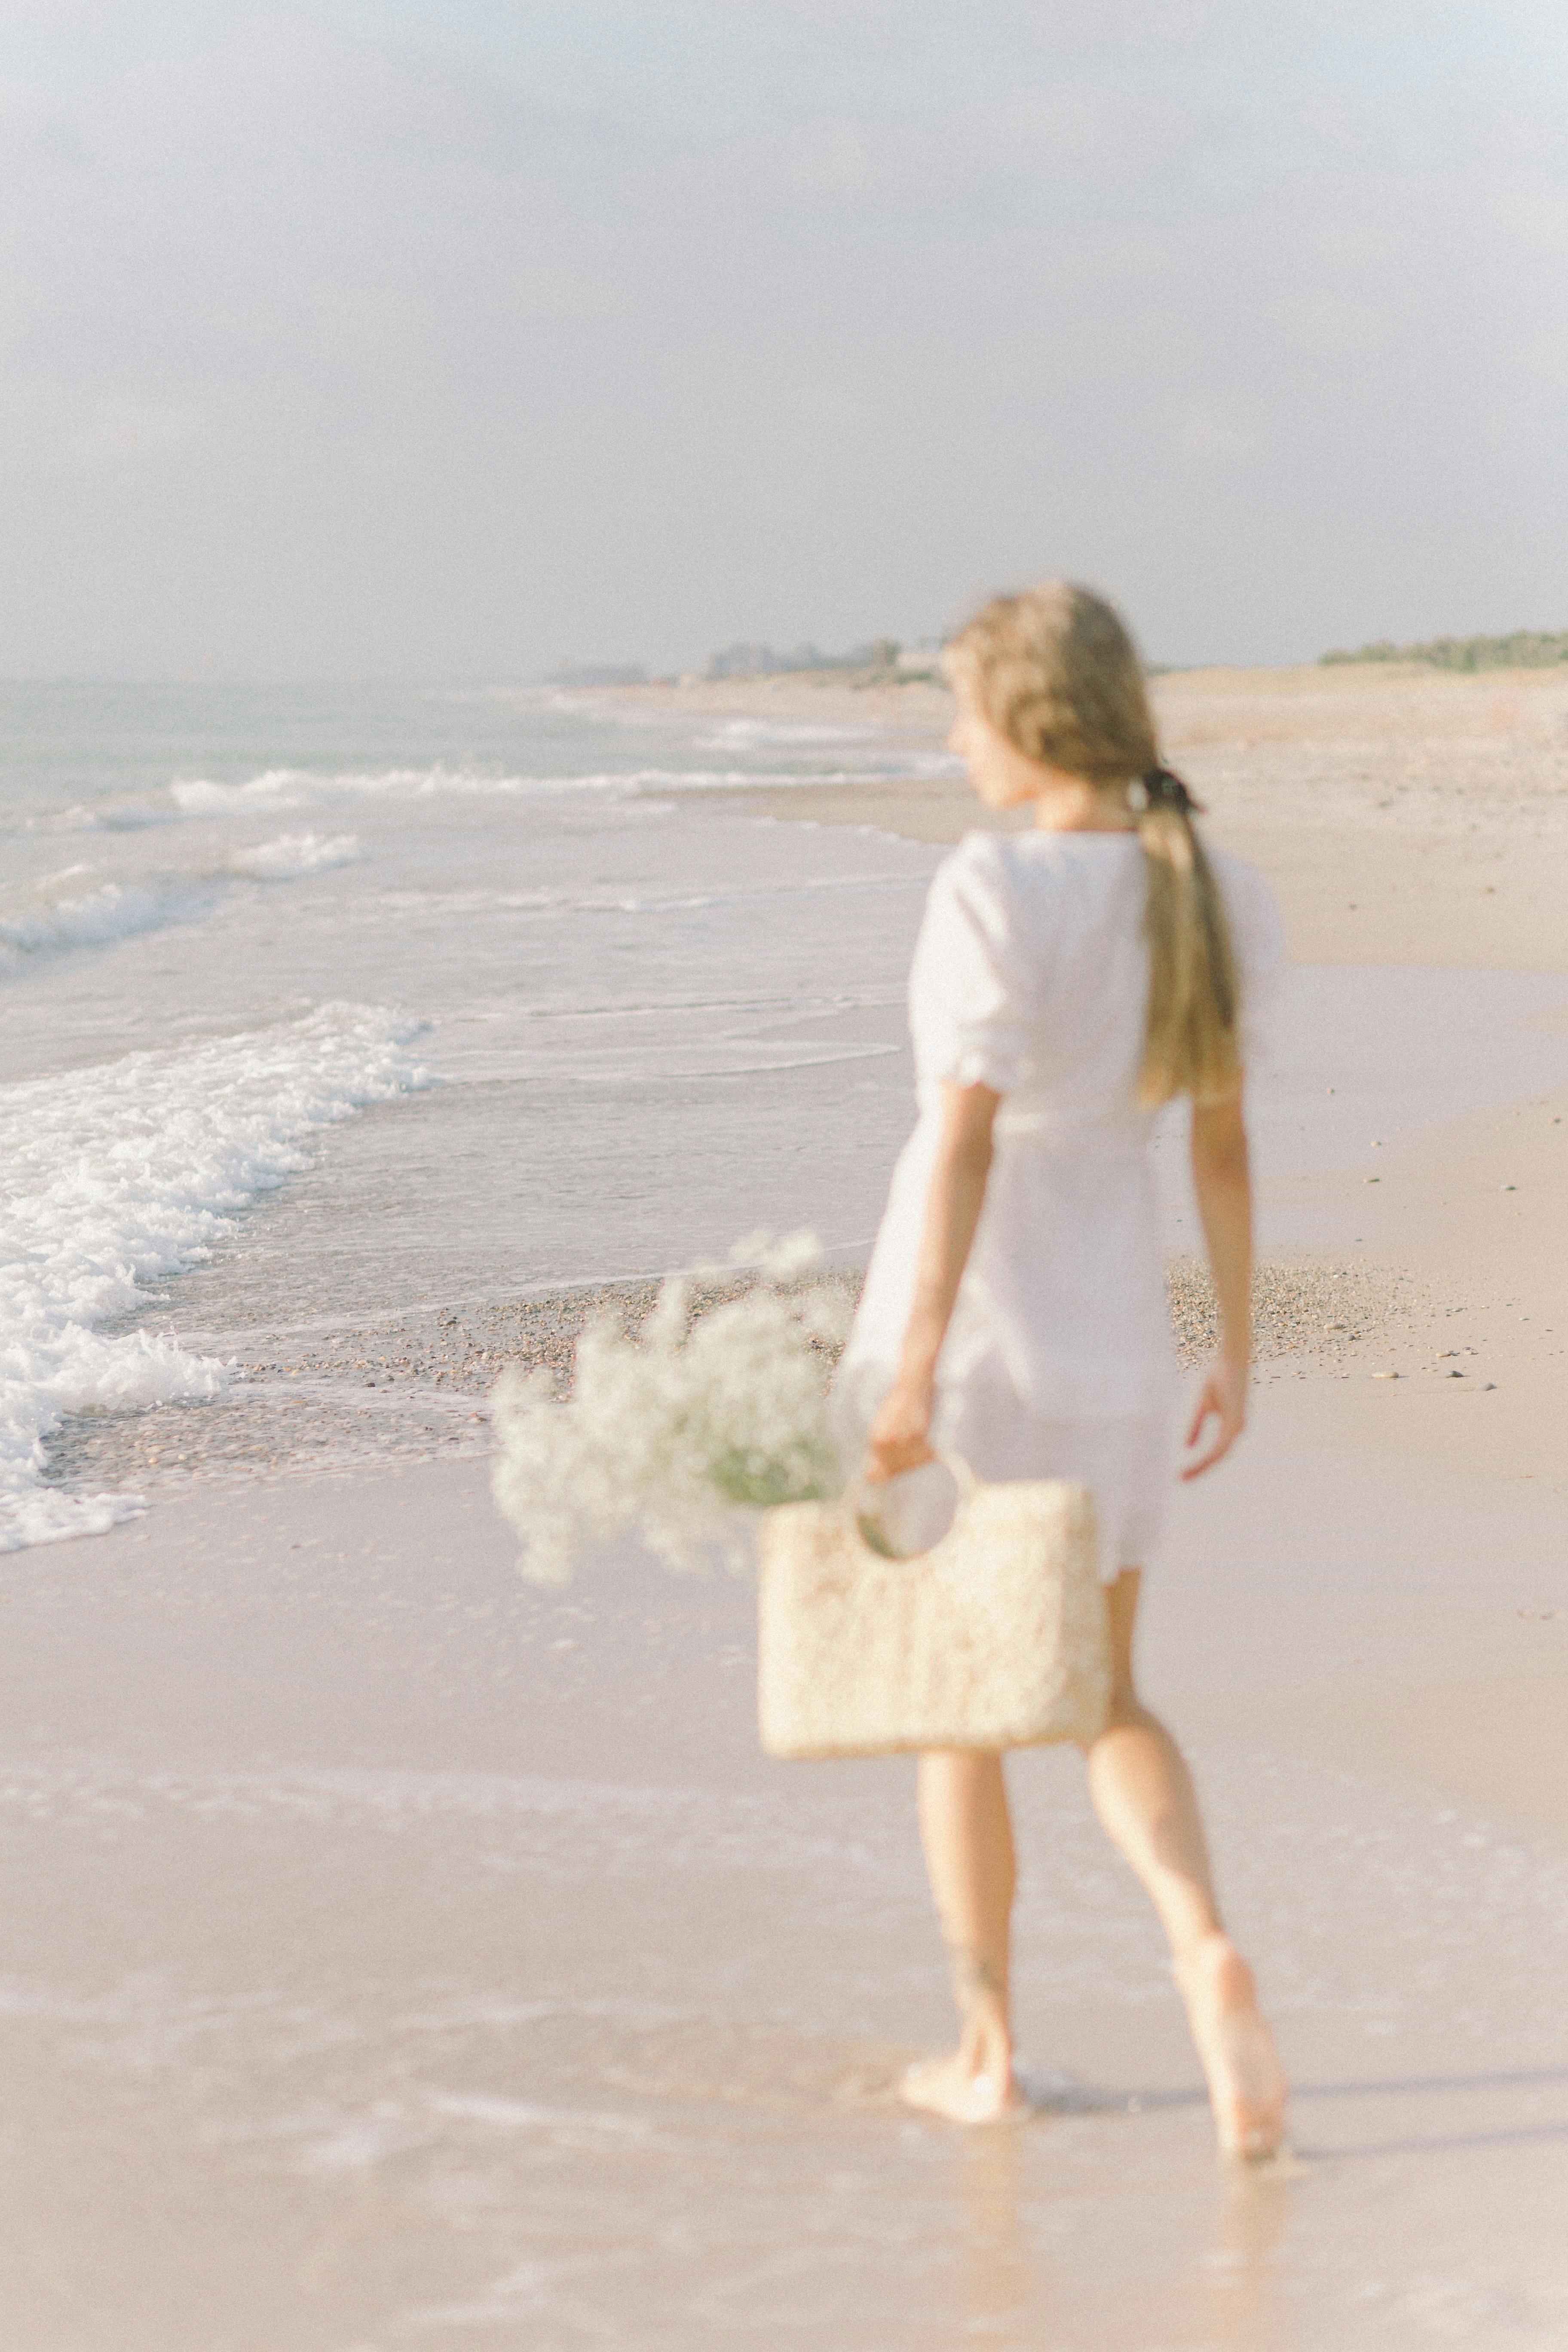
908, 835, 1037, 1093
1216, 853, 1289, 1074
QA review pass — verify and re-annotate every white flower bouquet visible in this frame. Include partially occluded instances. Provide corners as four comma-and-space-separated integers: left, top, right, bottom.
490, 1232, 853, 1584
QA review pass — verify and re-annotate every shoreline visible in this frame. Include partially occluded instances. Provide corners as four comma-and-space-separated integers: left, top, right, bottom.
638, 657, 1568, 971
44, 1255, 1414, 1511
30, 657, 1568, 1529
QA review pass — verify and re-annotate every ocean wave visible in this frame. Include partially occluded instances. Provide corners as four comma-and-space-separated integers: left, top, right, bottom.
0, 873, 216, 962
32, 757, 962, 837
165, 765, 832, 813
45, 799, 187, 833
665, 753, 965, 784
0, 1004, 431, 1552
167, 766, 593, 815
227, 831, 361, 880
162, 761, 963, 813
693, 717, 883, 748
1, 840, 360, 970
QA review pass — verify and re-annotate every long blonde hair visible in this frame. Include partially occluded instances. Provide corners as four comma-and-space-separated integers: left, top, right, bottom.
943, 582, 1241, 1107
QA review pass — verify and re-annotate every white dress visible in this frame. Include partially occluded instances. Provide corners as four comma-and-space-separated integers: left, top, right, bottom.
834, 828, 1286, 1577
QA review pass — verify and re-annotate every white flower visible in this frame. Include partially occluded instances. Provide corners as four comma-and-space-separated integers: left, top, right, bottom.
490, 1231, 852, 1584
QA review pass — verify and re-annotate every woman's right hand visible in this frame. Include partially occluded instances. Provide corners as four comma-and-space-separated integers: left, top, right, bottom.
864, 1376, 937, 1485
1181, 1357, 1248, 1479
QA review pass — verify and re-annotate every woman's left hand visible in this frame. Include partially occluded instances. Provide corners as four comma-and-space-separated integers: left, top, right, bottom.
1180, 1357, 1247, 1479
864, 1377, 936, 1485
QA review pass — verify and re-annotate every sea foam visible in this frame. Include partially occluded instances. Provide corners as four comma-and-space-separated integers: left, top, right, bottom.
168, 767, 548, 814
166, 764, 936, 815
227, 831, 361, 880
0, 1004, 430, 1551
36, 763, 938, 839
0, 874, 214, 962
45, 799, 186, 833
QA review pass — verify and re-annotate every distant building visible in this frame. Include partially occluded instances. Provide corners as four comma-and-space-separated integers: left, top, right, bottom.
707, 642, 789, 679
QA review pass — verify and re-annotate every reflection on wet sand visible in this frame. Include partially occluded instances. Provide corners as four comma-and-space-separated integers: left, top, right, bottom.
948, 2106, 1292, 2349
959, 2126, 1029, 2337
1208, 2167, 1291, 2348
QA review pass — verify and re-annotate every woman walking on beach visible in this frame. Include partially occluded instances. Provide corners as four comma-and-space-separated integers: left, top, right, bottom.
835, 583, 1289, 2157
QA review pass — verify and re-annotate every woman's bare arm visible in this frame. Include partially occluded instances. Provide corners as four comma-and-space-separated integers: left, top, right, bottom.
864, 1081, 1000, 1482
1184, 1091, 1252, 1479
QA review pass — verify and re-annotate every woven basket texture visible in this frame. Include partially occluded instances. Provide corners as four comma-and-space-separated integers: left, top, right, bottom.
757, 1476, 1110, 1759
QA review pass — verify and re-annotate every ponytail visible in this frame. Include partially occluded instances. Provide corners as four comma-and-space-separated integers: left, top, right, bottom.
943, 585, 1244, 1106
1130, 768, 1241, 1108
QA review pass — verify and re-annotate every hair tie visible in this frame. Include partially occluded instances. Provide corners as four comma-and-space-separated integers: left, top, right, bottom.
1129, 766, 1204, 818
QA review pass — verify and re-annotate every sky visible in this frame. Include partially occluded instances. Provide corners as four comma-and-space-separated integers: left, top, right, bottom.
2, 1, 1566, 677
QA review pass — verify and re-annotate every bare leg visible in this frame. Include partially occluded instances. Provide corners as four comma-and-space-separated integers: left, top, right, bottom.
900, 1751, 1028, 2121
1084, 1570, 1287, 2159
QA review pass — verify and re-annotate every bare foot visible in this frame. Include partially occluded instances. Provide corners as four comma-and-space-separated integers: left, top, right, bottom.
1176, 1935, 1288, 2162
899, 2054, 1029, 2124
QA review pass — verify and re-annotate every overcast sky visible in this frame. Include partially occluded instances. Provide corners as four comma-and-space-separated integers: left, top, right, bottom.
3, 2, 1566, 677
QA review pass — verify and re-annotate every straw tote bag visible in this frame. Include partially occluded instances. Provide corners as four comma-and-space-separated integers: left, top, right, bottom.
756, 1458, 1111, 1760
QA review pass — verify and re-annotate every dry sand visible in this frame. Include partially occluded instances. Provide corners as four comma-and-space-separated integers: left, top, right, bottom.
650, 659, 1568, 1464
6, 660, 1568, 2345
647, 658, 1568, 968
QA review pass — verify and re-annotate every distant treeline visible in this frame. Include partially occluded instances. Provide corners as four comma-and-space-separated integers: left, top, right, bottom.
1321, 629, 1568, 672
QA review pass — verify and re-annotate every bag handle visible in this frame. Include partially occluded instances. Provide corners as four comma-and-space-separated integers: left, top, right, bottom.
847, 1449, 978, 1561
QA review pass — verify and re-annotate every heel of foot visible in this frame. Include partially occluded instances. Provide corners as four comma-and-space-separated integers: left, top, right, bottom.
1223, 2115, 1288, 2165
900, 2055, 1029, 2125
1176, 1938, 1288, 2163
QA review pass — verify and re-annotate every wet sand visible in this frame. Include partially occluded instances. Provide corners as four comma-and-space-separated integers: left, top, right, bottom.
6, 1359, 1568, 2344
8, 661, 1568, 2343
43, 1258, 1403, 1509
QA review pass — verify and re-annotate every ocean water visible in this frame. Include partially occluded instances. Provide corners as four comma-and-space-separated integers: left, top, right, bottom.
0, 683, 954, 1552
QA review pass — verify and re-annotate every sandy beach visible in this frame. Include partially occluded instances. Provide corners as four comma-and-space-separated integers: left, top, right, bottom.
6, 661, 1568, 2344
643, 657, 1568, 968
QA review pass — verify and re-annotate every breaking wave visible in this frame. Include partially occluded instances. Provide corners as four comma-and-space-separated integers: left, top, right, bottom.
0, 1004, 432, 1551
